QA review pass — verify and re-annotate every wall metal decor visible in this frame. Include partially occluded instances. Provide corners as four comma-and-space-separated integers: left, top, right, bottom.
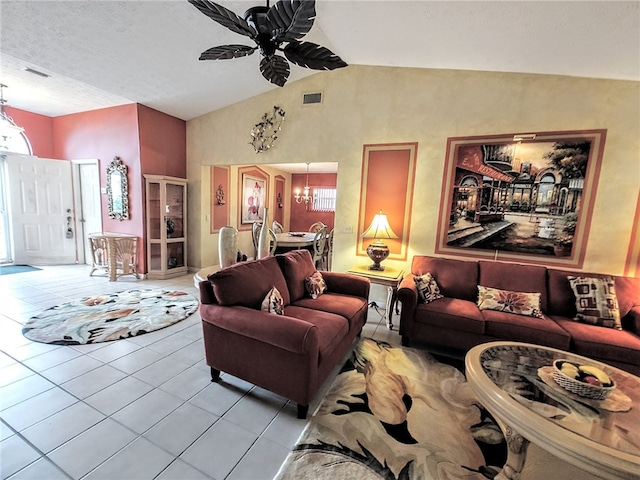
250, 105, 285, 153
106, 156, 129, 220
216, 184, 226, 205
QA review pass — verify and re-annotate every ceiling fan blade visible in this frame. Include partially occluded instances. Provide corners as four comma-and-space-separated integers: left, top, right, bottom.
188, 0, 255, 38
268, 0, 316, 43
260, 55, 290, 87
199, 44, 256, 60
284, 41, 347, 70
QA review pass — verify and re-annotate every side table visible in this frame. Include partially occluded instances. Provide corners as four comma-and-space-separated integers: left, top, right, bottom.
347, 265, 404, 329
88, 232, 139, 281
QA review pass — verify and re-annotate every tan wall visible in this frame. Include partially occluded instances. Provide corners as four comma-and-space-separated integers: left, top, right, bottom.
187, 65, 640, 276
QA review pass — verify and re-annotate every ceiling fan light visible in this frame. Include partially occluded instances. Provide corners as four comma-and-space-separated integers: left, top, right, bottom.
244, 6, 270, 34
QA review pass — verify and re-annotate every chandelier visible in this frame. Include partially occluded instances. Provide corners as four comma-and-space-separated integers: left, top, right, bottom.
294, 162, 313, 204
0, 84, 25, 142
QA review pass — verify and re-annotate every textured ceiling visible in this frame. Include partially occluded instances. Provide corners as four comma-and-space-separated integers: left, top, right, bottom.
1, 1, 638, 121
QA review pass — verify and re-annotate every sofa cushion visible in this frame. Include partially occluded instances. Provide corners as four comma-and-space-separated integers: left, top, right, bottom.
305, 271, 327, 299
479, 261, 548, 312
261, 286, 284, 315
414, 272, 444, 304
548, 269, 640, 320
291, 293, 368, 330
284, 305, 349, 362
414, 298, 485, 334
553, 316, 640, 368
411, 256, 478, 301
477, 285, 543, 318
278, 250, 318, 302
568, 276, 621, 330
482, 310, 571, 350
209, 256, 290, 308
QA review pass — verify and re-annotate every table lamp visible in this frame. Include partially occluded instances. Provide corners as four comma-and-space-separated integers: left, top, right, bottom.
361, 210, 398, 271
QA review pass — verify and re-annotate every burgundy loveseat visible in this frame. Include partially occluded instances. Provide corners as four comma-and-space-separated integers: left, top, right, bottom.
397, 255, 640, 375
198, 249, 370, 418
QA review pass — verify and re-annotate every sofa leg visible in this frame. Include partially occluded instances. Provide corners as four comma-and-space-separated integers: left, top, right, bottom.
210, 367, 221, 382
297, 404, 309, 419
401, 336, 410, 347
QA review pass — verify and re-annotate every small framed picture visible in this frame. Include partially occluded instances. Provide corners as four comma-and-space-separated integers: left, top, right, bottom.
241, 173, 266, 224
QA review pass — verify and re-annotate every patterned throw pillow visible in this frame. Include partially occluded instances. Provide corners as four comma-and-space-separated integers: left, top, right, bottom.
414, 272, 443, 304
305, 271, 327, 299
477, 285, 543, 318
261, 286, 284, 315
568, 276, 621, 330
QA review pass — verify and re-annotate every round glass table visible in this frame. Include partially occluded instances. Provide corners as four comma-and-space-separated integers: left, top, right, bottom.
465, 342, 640, 480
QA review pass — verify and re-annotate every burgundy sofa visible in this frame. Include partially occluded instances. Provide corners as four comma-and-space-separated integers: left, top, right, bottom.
397, 255, 640, 375
198, 249, 370, 418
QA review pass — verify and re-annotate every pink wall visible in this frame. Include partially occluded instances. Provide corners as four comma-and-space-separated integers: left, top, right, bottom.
137, 105, 186, 178
289, 172, 336, 232
6, 107, 54, 158
53, 105, 144, 264
7, 103, 186, 273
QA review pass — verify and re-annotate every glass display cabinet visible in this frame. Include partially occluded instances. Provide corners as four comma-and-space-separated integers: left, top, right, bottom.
144, 175, 187, 279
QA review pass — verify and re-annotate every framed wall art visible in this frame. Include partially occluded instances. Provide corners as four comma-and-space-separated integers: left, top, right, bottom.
241, 171, 267, 225
435, 129, 607, 269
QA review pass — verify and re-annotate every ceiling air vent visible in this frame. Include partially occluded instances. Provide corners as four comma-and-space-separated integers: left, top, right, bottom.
22, 67, 50, 78
302, 92, 323, 105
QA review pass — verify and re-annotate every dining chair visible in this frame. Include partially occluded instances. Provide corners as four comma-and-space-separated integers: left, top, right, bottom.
252, 222, 262, 258
272, 220, 284, 234
308, 221, 327, 233
253, 222, 278, 258
324, 228, 334, 271
311, 227, 327, 269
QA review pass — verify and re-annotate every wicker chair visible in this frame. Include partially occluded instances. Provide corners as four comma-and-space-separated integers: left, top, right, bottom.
308, 221, 327, 233
311, 227, 327, 269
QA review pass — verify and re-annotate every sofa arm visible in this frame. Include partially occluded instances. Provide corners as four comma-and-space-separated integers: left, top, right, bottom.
199, 280, 218, 305
322, 272, 371, 300
397, 274, 418, 336
200, 304, 319, 355
623, 305, 640, 335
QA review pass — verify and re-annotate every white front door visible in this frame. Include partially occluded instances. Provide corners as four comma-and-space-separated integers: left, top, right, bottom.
6, 154, 77, 265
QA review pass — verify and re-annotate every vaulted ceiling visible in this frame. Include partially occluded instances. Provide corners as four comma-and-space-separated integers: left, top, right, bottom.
1, 1, 638, 121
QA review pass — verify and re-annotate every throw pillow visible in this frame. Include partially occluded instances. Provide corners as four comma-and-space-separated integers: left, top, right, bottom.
477, 285, 543, 318
305, 271, 327, 299
261, 286, 284, 315
567, 276, 621, 330
414, 272, 444, 304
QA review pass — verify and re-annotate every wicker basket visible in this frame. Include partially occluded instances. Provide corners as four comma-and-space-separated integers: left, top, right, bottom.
552, 360, 615, 400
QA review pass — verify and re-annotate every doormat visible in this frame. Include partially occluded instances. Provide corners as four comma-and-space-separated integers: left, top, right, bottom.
275, 338, 506, 480
22, 289, 198, 345
0, 265, 42, 275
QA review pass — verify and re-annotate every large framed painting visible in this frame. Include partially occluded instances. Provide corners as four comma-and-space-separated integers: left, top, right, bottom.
241, 171, 267, 225
435, 129, 607, 268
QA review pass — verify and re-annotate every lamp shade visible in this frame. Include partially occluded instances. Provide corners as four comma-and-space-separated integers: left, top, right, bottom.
361, 211, 398, 240
361, 210, 398, 271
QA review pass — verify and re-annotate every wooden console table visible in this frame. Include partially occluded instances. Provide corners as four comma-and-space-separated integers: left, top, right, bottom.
88, 233, 139, 281
347, 265, 404, 330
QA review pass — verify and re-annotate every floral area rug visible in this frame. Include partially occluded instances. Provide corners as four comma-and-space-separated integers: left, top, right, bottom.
275, 338, 506, 480
22, 289, 198, 345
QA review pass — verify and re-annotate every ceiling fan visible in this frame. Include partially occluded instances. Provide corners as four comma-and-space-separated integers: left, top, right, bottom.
188, 0, 347, 87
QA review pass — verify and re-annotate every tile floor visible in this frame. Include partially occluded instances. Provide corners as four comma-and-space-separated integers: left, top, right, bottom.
0, 265, 602, 480
0, 265, 399, 480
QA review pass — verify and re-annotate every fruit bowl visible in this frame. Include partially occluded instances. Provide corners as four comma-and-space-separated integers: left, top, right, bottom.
552, 360, 615, 400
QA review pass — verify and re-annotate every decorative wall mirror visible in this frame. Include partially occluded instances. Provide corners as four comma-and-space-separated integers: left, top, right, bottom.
106, 156, 129, 220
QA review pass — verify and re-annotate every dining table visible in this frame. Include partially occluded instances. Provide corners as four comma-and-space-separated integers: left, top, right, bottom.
275, 232, 316, 249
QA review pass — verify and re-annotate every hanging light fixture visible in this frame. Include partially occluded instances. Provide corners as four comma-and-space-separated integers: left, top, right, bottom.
294, 162, 313, 204
0, 84, 25, 140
